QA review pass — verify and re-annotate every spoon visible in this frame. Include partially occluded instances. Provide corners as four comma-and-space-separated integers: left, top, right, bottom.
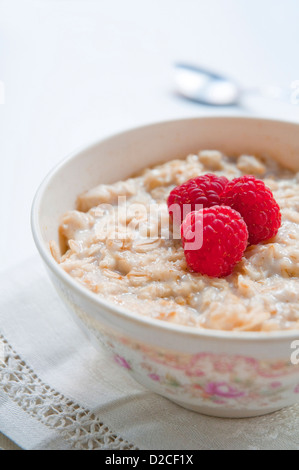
174, 63, 288, 106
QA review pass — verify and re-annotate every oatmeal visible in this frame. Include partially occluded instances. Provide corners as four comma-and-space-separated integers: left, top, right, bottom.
52, 150, 299, 332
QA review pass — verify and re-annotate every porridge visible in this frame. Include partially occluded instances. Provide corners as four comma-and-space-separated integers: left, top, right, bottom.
51, 150, 299, 332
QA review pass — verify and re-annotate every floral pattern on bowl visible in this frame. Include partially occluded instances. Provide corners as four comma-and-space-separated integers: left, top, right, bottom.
60, 291, 299, 416
108, 338, 299, 408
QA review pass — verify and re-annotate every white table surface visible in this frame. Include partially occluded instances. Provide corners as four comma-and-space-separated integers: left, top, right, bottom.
1, 0, 299, 274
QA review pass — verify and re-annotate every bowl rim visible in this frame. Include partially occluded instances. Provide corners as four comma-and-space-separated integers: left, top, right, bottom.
31, 115, 299, 342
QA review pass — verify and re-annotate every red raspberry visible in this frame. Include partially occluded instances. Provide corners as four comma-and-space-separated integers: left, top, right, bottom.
181, 206, 248, 277
221, 175, 281, 245
167, 174, 228, 224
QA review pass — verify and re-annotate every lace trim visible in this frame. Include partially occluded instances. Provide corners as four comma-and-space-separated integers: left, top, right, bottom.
0, 335, 138, 450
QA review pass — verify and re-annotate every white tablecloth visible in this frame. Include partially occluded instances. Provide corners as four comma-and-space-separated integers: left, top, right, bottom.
1, 257, 299, 450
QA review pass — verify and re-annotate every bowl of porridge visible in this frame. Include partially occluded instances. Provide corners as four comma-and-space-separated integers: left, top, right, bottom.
31, 117, 299, 418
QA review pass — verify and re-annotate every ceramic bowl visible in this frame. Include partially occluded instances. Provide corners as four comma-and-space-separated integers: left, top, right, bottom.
31, 117, 299, 418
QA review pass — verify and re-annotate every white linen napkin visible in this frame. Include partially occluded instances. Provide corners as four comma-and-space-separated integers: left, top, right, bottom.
1, 256, 299, 450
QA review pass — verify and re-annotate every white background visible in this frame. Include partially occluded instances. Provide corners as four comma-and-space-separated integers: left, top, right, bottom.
1, 0, 299, 272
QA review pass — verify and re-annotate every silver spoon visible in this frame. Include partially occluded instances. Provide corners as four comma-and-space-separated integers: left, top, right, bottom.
174, 63, 288, 106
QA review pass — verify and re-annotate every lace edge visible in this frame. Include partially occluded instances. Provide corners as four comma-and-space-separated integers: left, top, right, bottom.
0, 333, 138, 450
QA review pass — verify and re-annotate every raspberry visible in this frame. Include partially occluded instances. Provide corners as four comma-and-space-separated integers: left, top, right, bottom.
221, 175, 281, 245
167, 174, 228, 224
181, 206, 248, 277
